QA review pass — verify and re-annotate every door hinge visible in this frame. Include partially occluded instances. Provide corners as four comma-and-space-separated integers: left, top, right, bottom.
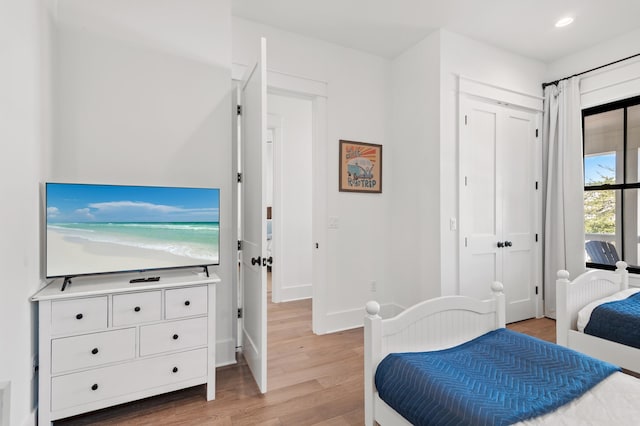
535, 286, 539, 295
535, 233, 539, 242
237, 172, 242, 183
535, 181, 539, 190
464, 176, 468, 186
237, 240, 242, 250
237, 308, 243, 319
464, 237, 468, 248
535, 128, 539, 138
237, 105, 242, 116
464, 115, 468, 125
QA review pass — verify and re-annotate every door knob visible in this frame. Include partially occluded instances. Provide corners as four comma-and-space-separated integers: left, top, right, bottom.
251, 256, 261, 266
504, 241, 513, 247
497, 241, 504, 248
266, 256, 273, 266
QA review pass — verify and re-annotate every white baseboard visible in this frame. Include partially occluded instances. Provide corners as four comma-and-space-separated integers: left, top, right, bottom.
216, 338, 237, 367
319, 302, 401, 334
278, 283, 312, 302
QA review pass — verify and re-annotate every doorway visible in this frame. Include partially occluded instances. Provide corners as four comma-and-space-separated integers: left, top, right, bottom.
234, 63, 330, 378
266, 93, 313, 304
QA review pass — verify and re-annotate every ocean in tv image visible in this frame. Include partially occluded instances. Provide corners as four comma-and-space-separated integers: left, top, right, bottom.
46, 183, 220, 277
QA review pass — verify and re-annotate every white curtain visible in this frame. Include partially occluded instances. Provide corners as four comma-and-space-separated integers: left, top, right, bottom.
542, 77, 585, 318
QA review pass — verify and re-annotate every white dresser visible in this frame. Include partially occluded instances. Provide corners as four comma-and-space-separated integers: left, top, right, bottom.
31, 271, 220, 425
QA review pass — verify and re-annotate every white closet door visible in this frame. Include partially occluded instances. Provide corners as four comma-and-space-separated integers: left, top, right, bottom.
460, 97, 539, 323
460, 100, 502, 302
501, 108, 538, 322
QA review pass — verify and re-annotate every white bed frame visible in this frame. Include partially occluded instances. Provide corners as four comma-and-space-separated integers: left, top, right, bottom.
363, 282, 506, 426
556, 260, 640, 373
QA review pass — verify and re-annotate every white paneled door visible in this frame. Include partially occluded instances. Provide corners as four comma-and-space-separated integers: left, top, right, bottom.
240, 37, 268, 393
459, 97, 541, 323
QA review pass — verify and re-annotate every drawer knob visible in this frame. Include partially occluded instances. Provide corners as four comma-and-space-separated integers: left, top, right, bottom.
184, 300, 190, 306
172, 334, 179, 340
76, 313, 83, 320
172, 366, 178, 373
91, 347, 99, 355
91, 384, 98, 391
134, 306, 141, 312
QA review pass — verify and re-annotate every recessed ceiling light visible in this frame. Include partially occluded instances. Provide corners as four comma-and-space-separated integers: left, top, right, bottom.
555, 17, 574, 28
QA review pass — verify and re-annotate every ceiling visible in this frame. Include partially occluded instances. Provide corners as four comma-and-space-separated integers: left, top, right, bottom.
232, 0, 640, 63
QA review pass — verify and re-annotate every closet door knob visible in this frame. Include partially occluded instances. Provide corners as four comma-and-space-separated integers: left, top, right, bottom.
497, 241, 504, 248
91, 348, 99, 355
172, 334, 179, 340
91, 384, 99, 391
505, 241, 513, 247
172, 367, 178, 373
184, 300, 190, 306
134, 306, 141, 312
76, 313, 83, 320
251, 256, 261, 266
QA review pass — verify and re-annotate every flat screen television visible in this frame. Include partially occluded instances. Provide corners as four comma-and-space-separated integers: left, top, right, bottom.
46, 183, 220, 279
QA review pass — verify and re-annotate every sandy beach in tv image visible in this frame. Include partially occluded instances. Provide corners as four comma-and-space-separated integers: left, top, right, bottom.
46, 184, 220, 277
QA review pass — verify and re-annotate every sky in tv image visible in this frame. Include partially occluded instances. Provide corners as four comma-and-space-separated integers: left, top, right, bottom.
46, 183, 219, 223
46, 183, 220, 277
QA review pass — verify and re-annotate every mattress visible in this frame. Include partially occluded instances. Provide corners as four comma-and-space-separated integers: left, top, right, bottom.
517, 372, 640, 425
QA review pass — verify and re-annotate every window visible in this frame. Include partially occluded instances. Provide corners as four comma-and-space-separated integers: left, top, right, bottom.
583, 96, 640, 272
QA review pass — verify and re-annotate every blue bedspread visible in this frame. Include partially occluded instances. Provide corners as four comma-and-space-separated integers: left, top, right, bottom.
375, 328, 619, 426
585, 291, 640, 349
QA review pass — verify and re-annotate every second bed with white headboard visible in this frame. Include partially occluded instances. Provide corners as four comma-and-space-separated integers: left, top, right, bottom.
556, 260, 640, 373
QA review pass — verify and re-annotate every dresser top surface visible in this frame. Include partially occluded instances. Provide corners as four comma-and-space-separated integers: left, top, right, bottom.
31, 271, 220, 301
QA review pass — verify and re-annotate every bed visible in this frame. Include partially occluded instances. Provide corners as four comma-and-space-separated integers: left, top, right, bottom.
556, 260, 640, 373
364, 281, 640, 425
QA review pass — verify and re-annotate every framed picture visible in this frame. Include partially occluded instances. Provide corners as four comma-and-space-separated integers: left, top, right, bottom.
339, 140, 382, 193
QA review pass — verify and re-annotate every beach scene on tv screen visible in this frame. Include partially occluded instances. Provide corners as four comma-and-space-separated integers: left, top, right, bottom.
46, 184, 220, 277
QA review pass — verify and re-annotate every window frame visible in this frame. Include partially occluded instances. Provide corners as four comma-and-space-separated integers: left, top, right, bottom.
583, 94, 640, 274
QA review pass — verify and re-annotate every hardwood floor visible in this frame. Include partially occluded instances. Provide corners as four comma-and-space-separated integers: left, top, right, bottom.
56, 298, 555, 425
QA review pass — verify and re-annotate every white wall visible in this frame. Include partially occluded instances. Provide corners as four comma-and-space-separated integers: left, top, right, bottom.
268, 93, 313, 301
233, 17, 392, 331
49, 0, 235, 364
0, 1, 49, 424
388, 32, 442, 309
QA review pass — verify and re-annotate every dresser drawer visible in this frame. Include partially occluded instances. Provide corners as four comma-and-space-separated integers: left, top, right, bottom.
51, 297, 107, 335
165, 286, 207, 319
51, 348, 207, 412
139, 317, 207, 356
51, 328, 135, 374
112, 291, 161, 326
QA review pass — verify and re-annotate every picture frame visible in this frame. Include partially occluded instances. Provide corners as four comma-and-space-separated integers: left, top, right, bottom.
339, 140, 382, 193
